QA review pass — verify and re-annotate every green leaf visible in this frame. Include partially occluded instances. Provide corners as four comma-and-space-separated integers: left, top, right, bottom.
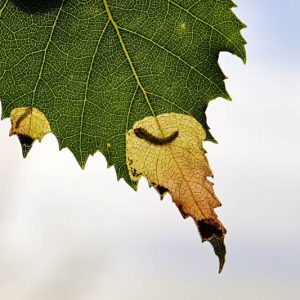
0, 0, 246, 186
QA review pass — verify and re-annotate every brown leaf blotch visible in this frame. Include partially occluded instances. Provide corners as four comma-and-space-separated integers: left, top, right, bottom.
155, 185, 168, 196
197, 218, 225, 241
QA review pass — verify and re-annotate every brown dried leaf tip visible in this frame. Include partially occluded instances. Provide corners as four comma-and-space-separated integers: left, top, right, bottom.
10, 107, 51, 157
126, 113, 227, 273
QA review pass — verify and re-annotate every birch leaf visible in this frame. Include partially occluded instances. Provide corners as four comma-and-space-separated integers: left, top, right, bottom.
0, 0, 246, 271
0, 0, 245, 184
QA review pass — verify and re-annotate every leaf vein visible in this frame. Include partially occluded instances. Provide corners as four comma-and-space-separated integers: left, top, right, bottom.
168, 0, 245, 59
103, 0, 156, 118
31, 1, 64, 108
126, 85, 138, 134
119, 26, 227, 97
79, 19, 110, 166
0, 0, 9, 18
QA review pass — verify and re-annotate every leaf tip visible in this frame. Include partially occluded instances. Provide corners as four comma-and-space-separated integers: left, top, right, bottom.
79, 160, 87, 170
197, 218, 227, 273
209, 236, 226, 273
239, 44, 247, 64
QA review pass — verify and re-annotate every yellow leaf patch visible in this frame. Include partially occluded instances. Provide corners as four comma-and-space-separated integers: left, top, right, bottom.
10, 107, 51, 157
126, 113, 227, 272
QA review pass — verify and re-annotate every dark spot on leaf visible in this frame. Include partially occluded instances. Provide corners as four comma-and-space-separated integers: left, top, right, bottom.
11, 0, 65, 14
197, 218, 225, 240
196, 219, 227, 273
154, 185, 168, 200
17, 134, 34, 158
131, 168, 141, 177
156, 185, 168, 195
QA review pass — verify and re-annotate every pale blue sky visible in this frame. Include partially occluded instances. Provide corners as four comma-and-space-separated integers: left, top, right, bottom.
239, 1, 300, 68
0, 1, 299, 299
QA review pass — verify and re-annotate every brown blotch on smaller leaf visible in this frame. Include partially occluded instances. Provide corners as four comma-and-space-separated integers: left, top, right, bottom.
197, 218, 225, 240
131, 168, 141, 177
17, 134, 34, 158
155, 185, 168, 198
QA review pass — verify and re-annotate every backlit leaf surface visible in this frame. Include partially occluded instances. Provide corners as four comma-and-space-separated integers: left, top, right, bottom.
0, 0, 246, 271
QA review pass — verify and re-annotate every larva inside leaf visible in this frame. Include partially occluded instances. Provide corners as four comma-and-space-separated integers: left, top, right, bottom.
134, 127, 179, 145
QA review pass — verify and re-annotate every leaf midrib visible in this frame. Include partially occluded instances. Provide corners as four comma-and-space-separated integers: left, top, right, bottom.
103, 0, 156, 120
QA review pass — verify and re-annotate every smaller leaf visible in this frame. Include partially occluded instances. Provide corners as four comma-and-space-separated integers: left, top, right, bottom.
9, 107, 51, 157
126, 113, 226, 272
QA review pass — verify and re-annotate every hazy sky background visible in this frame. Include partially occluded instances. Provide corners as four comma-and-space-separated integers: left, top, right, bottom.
0, 1, 300, 299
